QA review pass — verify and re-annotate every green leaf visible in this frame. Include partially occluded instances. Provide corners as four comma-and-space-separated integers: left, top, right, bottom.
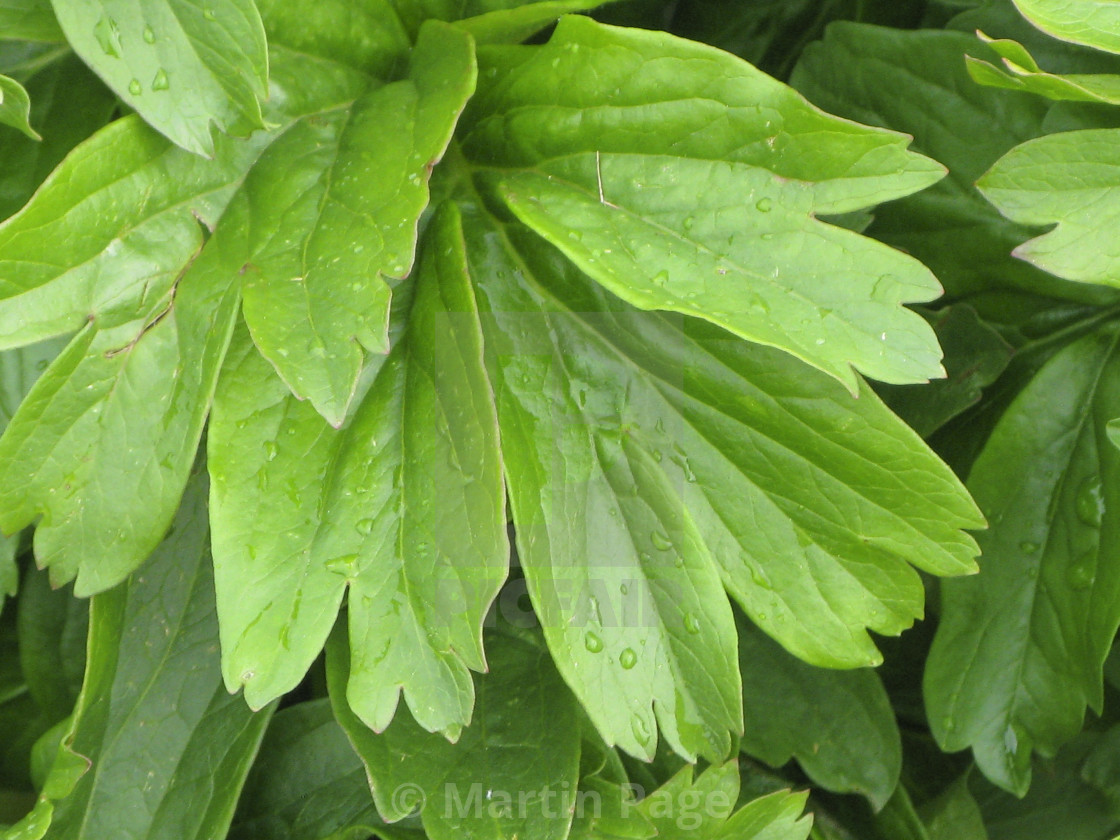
978, 129, 1120, 288
455, 1, 619, 45
255, 0, 411, 77
0, 76, 38, 141
736, 613, 902, 809
50, 0, 268, 156
926, 326, 1120, 794
240, 21, 477, 426
210, 202, 506, 733
0, 55, 117, 222
618, 763, 812, 840
456, 191, 981, 761
15, 568, 87, 724
917, 775, 989, 840
1082, 725, 1120, 812
0, 49, 371, 590
465, 16, 948, 392
0, 202, 242, 594
1010, 0, 1120, 56
327, 626, 582, 840
967, 30, 1120, 104
790, 24, 1107, 305
971, 732, 1120, 840
877, 305, 1014, 438
230, 699, 417, 840
4, 474, 274, 840
0, 0, 61, 41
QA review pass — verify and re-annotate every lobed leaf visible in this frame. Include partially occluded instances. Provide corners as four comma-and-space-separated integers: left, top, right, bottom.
241, 21, 477, 426
736, 614, 901, 809
979, 129, 1120, 287
926, 326, 1120, 794
462, 15, 950, 391
456, 192, 982, 761
327, 627, 582, 840
5, 474, 274, 840
209, 202, 506, 734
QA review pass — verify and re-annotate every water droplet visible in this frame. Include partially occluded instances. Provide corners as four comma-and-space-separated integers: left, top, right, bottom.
683, 612, 701, 634
683, 216, 695, 231
203, 7, 217, 20
1068, 550, 1096, 590
631, 714, 651, 746
756, 197, 773, 213
619, 582, 629, 595
750, 566, 772, 589
652, 270, 669, 287
584, 632, 604, 653
264, 441, 278, 461
1019, 541, 1039, 554
143, 25, 156, 43
619, 648, 638, 669
151, 69, 169, 91
650, 529, 672, 551
93, 16, 121, 57
128, 78, 142, 96
326, 554, 359, 575
1075, 476, 1104, 528
356, 518, 375, 536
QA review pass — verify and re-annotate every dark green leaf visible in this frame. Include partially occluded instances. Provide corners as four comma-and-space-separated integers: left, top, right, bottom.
5, 474, 274, 840
737, 614, 901, 809
926, 326, 1120, 794
877, 305, 1015, 438
790, 24, 1109, 305
0, 0, 61, 41
328, 626, 582, 840
230, 699, 419, 840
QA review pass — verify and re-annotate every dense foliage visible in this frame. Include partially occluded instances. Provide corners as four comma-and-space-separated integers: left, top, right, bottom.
2, 0, 1120, 838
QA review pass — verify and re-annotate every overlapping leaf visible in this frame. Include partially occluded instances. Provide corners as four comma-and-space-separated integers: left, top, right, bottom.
0, 29, 474, 593
967, 31, 1120, 104
209, 203, 506, 733
454, 189, 981, 761
463, 16, 950, 392
736, 613, 901, 809
51, 0, 268, 156
926, 326, 1120, 794
327, 627, 582, 840
239, 22, 476, 425
979, 129, 1120, 288
4, 475, 274, 840
0, 76, 37, 140
1011, 0, 1120, 56
790, 24, 1104, 305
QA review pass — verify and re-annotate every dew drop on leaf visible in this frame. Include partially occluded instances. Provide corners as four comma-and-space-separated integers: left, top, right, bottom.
93, 16, 120, 57
650, 529, 672, 551
756, 197, 773, 212
1075, 476, 1104, 528
128, 78, 142, 96
264, 441, 278, 462
1068, 550, 1097, 590
631, 714, 651, 746
142, 25, 156, 43
683, 612, 701, 634
1019, 541, 1039, 554
152, 69, 169, 91
584, 632, 603, 653
355, 518, 375, 536
619, 648, 638, 669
